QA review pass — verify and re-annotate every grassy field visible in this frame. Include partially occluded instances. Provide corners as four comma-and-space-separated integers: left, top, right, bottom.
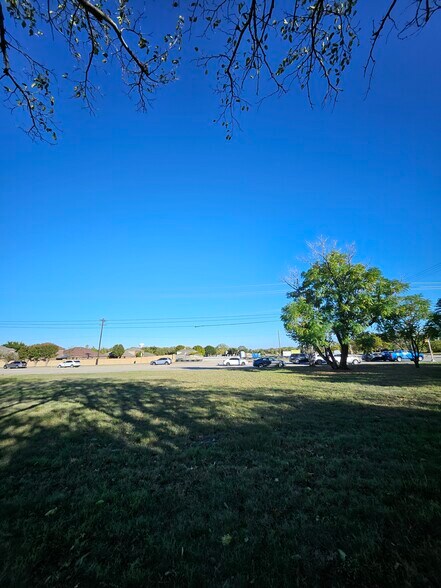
1, 365, 440, 587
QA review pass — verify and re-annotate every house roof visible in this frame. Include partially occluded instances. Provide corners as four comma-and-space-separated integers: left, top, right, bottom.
176, 348, 199, 355
0, 345, 18, 358
63, 347, 98, 357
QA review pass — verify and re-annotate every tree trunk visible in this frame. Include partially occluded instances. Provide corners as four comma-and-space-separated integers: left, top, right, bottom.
312, 347, 324, 367
325, 347, 339, 370
339, 343, 350, 370
411, 339, 420, 368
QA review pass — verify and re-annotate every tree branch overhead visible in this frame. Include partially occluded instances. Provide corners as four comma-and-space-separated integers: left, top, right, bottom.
1, 0, 439, 140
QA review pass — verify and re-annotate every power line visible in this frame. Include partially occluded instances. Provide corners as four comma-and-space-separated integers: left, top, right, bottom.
0, 312, 281, 329
405, 262, 441, 281
0, 314, 282, 331
0, 311, 280, 325
0, 320, 281, 330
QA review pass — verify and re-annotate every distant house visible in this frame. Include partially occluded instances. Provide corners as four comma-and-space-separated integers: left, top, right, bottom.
124, 347, 157, 358
0, 345, 18, 360
62, 347, 98, 359
176, 347, 193, 357
123, 347, 147, 358
176, 348, 203, 362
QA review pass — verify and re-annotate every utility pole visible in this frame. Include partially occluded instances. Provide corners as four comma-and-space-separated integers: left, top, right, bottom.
427, 338, 434, 362
278, 330, 282, 357
96, 318, 106, 365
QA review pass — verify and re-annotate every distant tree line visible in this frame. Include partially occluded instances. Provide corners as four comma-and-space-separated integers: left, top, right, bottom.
1, 342, 60, 364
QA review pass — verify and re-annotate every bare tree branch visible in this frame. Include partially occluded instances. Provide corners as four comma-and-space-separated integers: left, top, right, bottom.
1, 0, 439, 140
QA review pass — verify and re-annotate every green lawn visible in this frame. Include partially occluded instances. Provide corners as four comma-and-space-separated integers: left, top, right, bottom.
1, 365, 440, 587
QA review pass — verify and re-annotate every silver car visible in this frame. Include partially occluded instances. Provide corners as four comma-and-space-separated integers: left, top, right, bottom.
150, 357, 172, 365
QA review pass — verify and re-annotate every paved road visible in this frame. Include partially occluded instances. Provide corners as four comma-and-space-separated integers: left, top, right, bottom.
1, 358, 247, 376
2, 356, 439, 376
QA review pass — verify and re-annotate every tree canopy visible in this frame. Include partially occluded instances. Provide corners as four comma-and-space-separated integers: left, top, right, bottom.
1, 0, 438, 140
427, 298, 441, 340
192, 345, 205, 356
379, 294, 432, 368
26, 343, 60, 362
204, 345, 216, 356
281, 240, 406, 369
109, 343, 125, 358
2, 340, 24, 350
352, 332, 386, 354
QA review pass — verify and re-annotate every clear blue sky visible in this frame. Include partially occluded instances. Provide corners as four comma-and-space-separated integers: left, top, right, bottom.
1, 11, 440, 350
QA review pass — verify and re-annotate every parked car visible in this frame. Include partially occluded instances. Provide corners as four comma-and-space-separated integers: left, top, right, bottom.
384, 350, 424, 362
222, 356, 246, 366
333, 353, 362, 365
289, 353, 310, 364
3, 361, 27, 369
314, 357, 328, 365
150, 357, 172, 365
362, 351, 388, 362
253, 356, 285, 369
315, 353, 361, 365
58, 360, 81, 368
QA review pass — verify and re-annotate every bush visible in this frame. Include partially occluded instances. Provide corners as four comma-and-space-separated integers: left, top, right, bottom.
27, 343, 59, 363
204, 345, 216, 356
109, 344, 125, 358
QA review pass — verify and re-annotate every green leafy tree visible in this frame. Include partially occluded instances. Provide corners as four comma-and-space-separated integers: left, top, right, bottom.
0, 1, 437, 140
427, 298, 441, 340
216, 344, 228, 355
109, 344, 125, 358
175, 345, 185, 352
379, 295, 432, 368
2, 341, 26, 352
425, 339, 441, 353
27, 343, 59, 364
353, 332, 386, 354
204, 345, 216, 357
281, 241, 406, 370
192, 345, 205, 356
17, 345, 30, 360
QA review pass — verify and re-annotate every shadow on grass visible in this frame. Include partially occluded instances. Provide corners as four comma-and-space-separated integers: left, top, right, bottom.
283, 362, 441, 388
0, 374, 440, 587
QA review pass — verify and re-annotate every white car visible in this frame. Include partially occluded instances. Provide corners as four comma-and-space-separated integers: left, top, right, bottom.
150, 357, 172, 365
315, 353, 361, 366
58, 360, 81, 368
333, 353, 361, 365
222, 357, 247, 366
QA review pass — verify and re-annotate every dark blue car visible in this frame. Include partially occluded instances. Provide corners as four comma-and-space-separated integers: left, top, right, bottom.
253, 356, 285, 369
